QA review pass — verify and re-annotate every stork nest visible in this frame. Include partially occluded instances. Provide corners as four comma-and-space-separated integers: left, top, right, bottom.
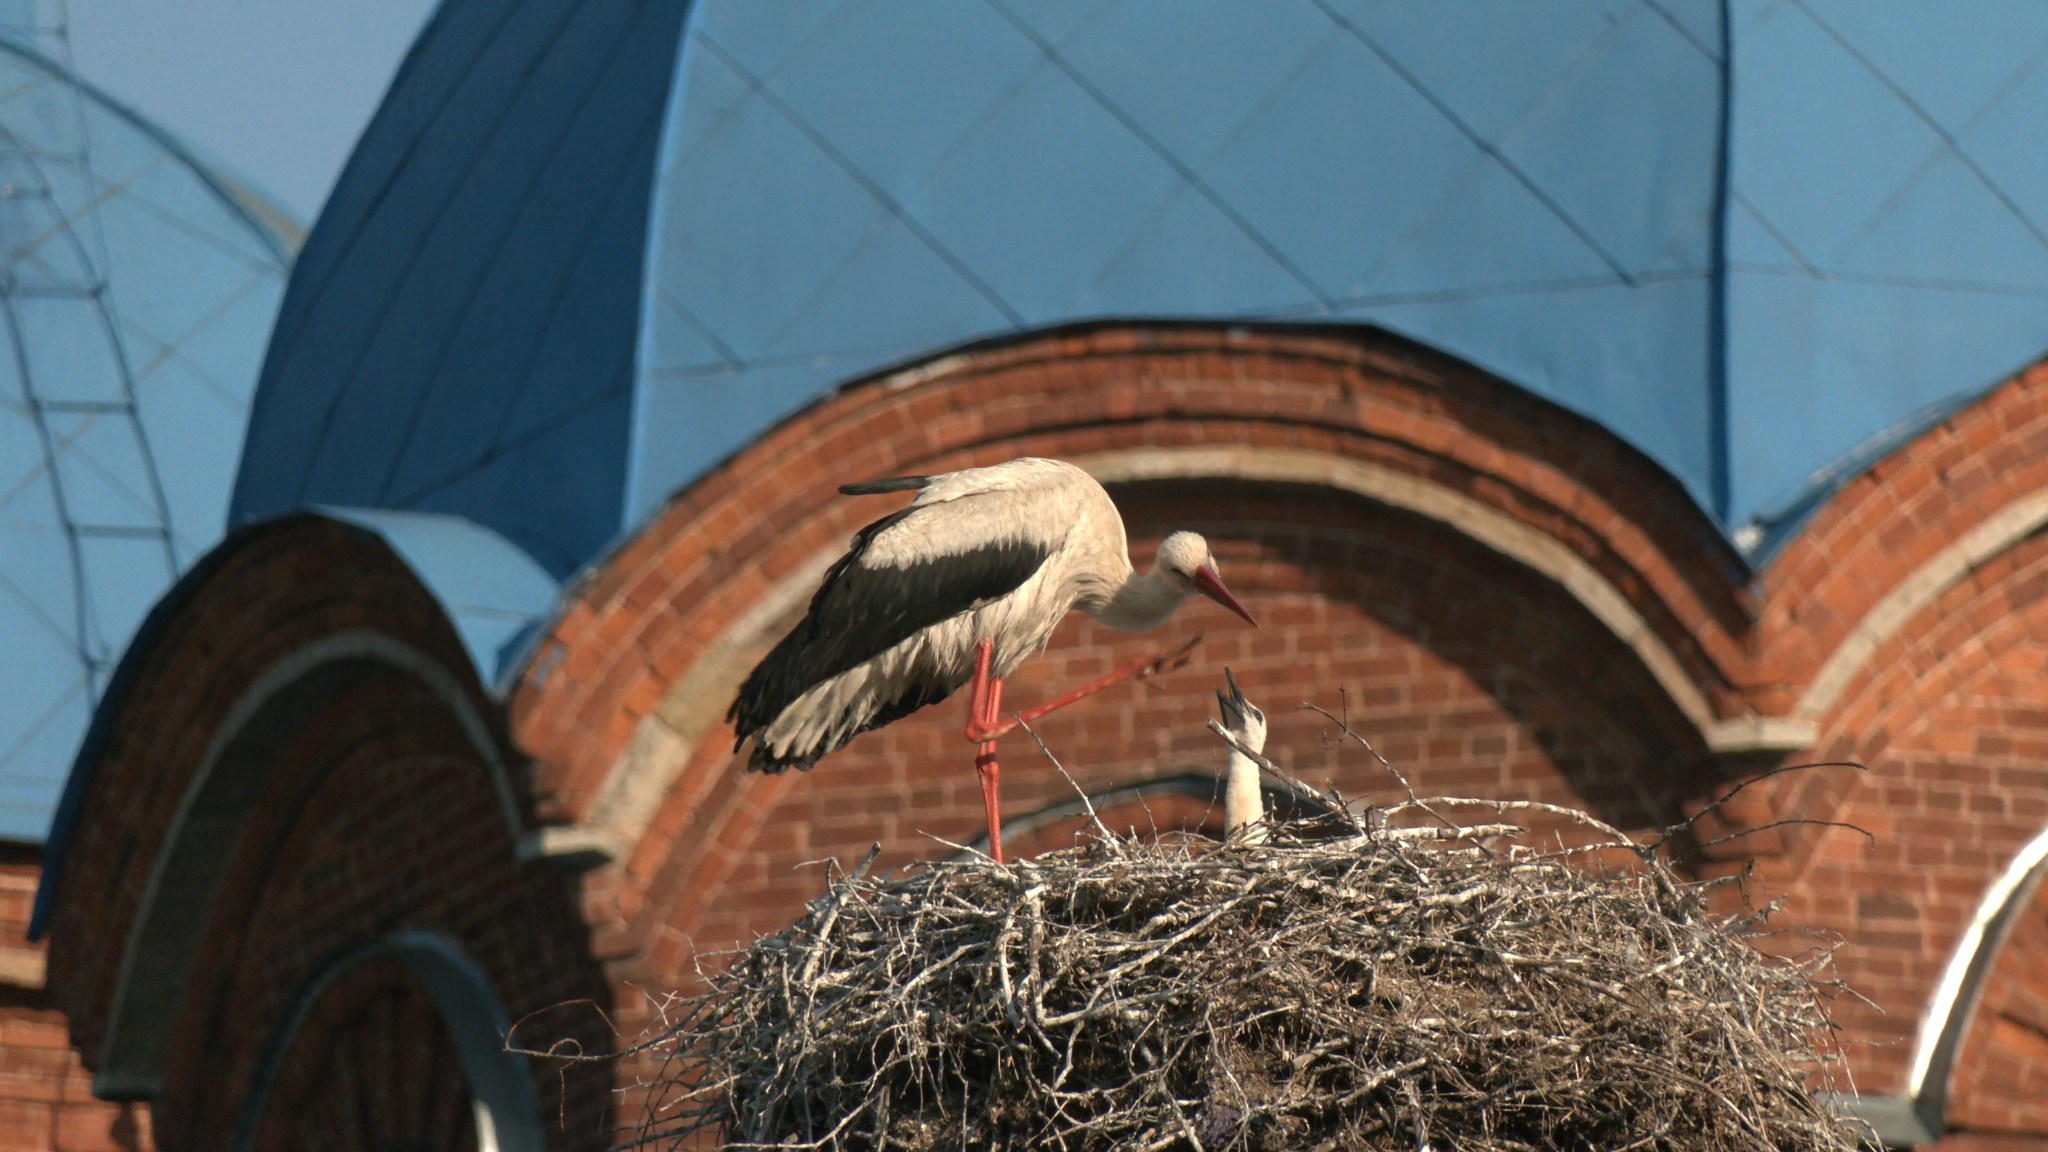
623, 796, 1867, 1152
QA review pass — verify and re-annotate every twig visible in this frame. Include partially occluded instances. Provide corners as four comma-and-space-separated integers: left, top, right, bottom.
1019, 717, 1118, 849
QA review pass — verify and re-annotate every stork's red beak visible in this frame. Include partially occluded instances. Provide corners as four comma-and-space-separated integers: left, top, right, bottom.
1193, 566, 1257, 626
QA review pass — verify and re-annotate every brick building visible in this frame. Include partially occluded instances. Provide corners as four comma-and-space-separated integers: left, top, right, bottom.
12, 2, 2048, 1149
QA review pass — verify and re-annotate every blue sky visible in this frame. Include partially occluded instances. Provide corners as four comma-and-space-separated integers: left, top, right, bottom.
70, 0, 440, 224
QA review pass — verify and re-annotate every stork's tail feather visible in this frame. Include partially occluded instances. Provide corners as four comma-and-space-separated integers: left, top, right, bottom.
839, 474, 930, 496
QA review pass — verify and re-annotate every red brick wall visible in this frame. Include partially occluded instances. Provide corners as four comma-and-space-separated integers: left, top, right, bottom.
0, 850, 148, 1152
1780, 534, 2048, 1093
1732, 361, 2048, 892
1715, 363, 2048, 1139
1761, 358, 2048, 710
511, 327, 1752, 834
508, 327, 1752, 1094
153, 673, 610, 1150
43, 517, 487, 1059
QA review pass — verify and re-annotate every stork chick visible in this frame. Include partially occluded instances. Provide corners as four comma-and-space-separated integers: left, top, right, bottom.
727, 457, 1258, 863
1215, 667, 1268, 844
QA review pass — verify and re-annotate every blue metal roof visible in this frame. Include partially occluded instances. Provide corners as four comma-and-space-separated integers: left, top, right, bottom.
234, 0, 2048, 588
631, 0, 2048, 535
0, 39, 293, 842
1727, 0, 2048, 536
629, 0, 1728, 521
232, 0, 692, 579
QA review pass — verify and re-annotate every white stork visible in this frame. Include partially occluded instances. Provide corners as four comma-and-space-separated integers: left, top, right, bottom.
727, 457, 1257, 862
1214, 668, 1268, 844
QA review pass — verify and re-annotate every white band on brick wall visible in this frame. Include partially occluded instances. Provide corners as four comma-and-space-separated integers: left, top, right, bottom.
1905, 826, 2048, 1121
1076, 446, 1727, 736
1797, 488, 2048, 723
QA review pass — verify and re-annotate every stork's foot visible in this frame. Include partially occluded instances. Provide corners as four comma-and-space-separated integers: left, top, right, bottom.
965, 634, 1203, 743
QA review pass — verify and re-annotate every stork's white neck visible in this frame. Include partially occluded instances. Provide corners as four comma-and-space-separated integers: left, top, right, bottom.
1087, 568, 1189, 632
1224, 746, 1266, 843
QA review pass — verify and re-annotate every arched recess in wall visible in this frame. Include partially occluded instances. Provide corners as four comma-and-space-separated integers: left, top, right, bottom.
237, 930, 544, 1152
554, 448, 1737, 873
1901, 827, 2048, 1137
35, 514, 533, 1100
93, 629, 525, 1098
517, 325, 1772, 875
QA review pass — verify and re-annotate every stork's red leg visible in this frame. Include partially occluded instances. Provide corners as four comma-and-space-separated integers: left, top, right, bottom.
962, 635, 1203, 863
963, 639, 1007, 863
977, 676, 1005, 864
968, 635, 1202, 743
965, 637, 994, 736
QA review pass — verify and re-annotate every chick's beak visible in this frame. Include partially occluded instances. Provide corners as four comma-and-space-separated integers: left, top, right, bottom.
1193, 565, 1257, 626
1217, 666, 1250, 724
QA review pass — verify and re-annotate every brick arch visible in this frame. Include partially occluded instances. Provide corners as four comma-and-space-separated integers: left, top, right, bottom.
40, 515, 611, 1147
1759, 353, 2048, 722
1753, 362, 2048, 873
510, 326, 1759, 873
1945, 852, 2048, 1142
45, 516, 496, 1068
239, 931, 543, 1152
148, 664, 608, 1149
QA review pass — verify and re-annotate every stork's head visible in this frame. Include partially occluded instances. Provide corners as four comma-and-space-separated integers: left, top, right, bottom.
1154, 532, 1257, 626
1215, 667, 1267, 751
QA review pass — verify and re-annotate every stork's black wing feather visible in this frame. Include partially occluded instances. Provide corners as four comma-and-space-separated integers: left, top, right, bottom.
727, 505, 1051, 761
839, 474, 930, 495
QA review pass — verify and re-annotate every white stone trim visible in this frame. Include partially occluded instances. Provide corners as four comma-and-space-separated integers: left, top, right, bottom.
1904, 827, 2048, 1116
1796, 489, 2048, 723
1701, 716, 1818, 755
1075, 446, 1722, 736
